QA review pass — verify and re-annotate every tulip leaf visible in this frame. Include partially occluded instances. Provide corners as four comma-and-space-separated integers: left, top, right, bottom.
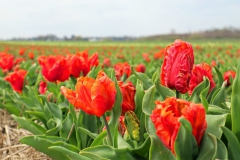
46, 118, 62, 136
174, 117, 198, 160
221, 126, 240, 160
60, 112, 77, 146
146, 116, 175, 160
200, 95, 209, 112
207, 106, 230, 115
25, 110, 48, 127
131, 66, 153, 90
142, 85, 156, 116
49, 146, 91, 160
132, 136, 151, 158
214, 137, 228, 160
210, 81, 227, 108
214, 66, 224, 89
87, 65, 102, 79
154, 77, 175, 100
12, 115, 46, 135
231, 59, 240, 141
188, 78, 209, 103
78, 127, 98, 139
108, 77, 122, 148
90, 130, 107, 147
135, 80, 145, 120
206, 114, 227, 139
81, 145, 145, 160
19, 136, 71, 160
1, 102, 21, 116
196, 133, 217, 160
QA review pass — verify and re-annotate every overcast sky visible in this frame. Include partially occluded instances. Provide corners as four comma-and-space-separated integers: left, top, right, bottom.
0, 0, 240, 39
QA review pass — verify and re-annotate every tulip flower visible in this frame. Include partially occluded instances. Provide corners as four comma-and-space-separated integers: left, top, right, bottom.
161, 39, 194, 94
114, 62, 131, 80
4, 69, 27, 93
223, 70, 236, 86
135, 63, 146, 73
150, 97, 207, 155
189, 63, 216, 95
39, 81, 47, 94
118, 81, 136, 115
38, 55, 71, 82
0, 52, 14, 72
61, 71, 116, 117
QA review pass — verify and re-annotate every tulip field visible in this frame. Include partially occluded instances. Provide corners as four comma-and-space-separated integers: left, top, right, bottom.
0, 39, 240, 159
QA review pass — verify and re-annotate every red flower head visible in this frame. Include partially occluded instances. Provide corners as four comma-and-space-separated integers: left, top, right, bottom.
103, 58, 111, 67
28, 52, 34, 60
118, 81, 136, 115
4, 69, 27, 93
61, 71, 116, 117
39, 81, 47, 94
0, 52, 14, 72
150, 97, 207, 155
224, 70, 236, 86
161, 39, 194, 94
142, 53, 151, 62
38, 55, 71, 82
189, 63, 216, 95
114, 62, 131, 80
68, 52, 99, 78
135, 63, 146, 73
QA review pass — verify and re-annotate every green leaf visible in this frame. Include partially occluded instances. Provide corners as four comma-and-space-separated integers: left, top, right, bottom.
196, 133, 217, 160
145, 116, 175, 160
78, 127, 98, 139
81, 145, 145, 160
188, 78, 209, 103
46, 118, 62, 136
108, 77, 122, 148
87, 65, 102, 79
90, 130, 107, 147
211, 81, 227, 108
214, 138, 228, 159
132, 136, 151, 158
231, 59, 240, 141
221, 126, 240, 160
49, 146, 91, 160
142, 85, 156, 116
134, 80, 145, 120
200, 95, 209, 112
12, 115, 46, 135
206, 114, 227, 138
174, 118, 198, 160
19, 136, 70, 160
154, 77, 175, 100
214, 66, 224, 89
131, 66, 153, 90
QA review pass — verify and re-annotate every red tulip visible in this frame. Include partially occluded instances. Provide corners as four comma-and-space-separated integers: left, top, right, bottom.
38, 55, 71, 82
189, 63, 216, 95
161, 40, 194, 94
68, 52, 99, 78
150, 97, 207, 155
135, 64, 146, 73
118, 81, 136, 115
103, 58, 111, 67
114, 62, 131, 80
61, 71, 116, 117
223, 70, 236, 86
0, 52, 14, 72
39, 81, 47, 94
4, 69, 27, 93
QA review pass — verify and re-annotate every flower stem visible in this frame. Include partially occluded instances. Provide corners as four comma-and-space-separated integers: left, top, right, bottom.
102, 114, 113, 146
176, 90, 180, 99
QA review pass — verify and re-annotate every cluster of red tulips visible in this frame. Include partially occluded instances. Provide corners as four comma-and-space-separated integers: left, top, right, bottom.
0, 40, 239, 160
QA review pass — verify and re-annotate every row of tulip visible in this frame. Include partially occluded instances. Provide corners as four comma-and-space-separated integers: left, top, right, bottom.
0, 40, 239, 159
